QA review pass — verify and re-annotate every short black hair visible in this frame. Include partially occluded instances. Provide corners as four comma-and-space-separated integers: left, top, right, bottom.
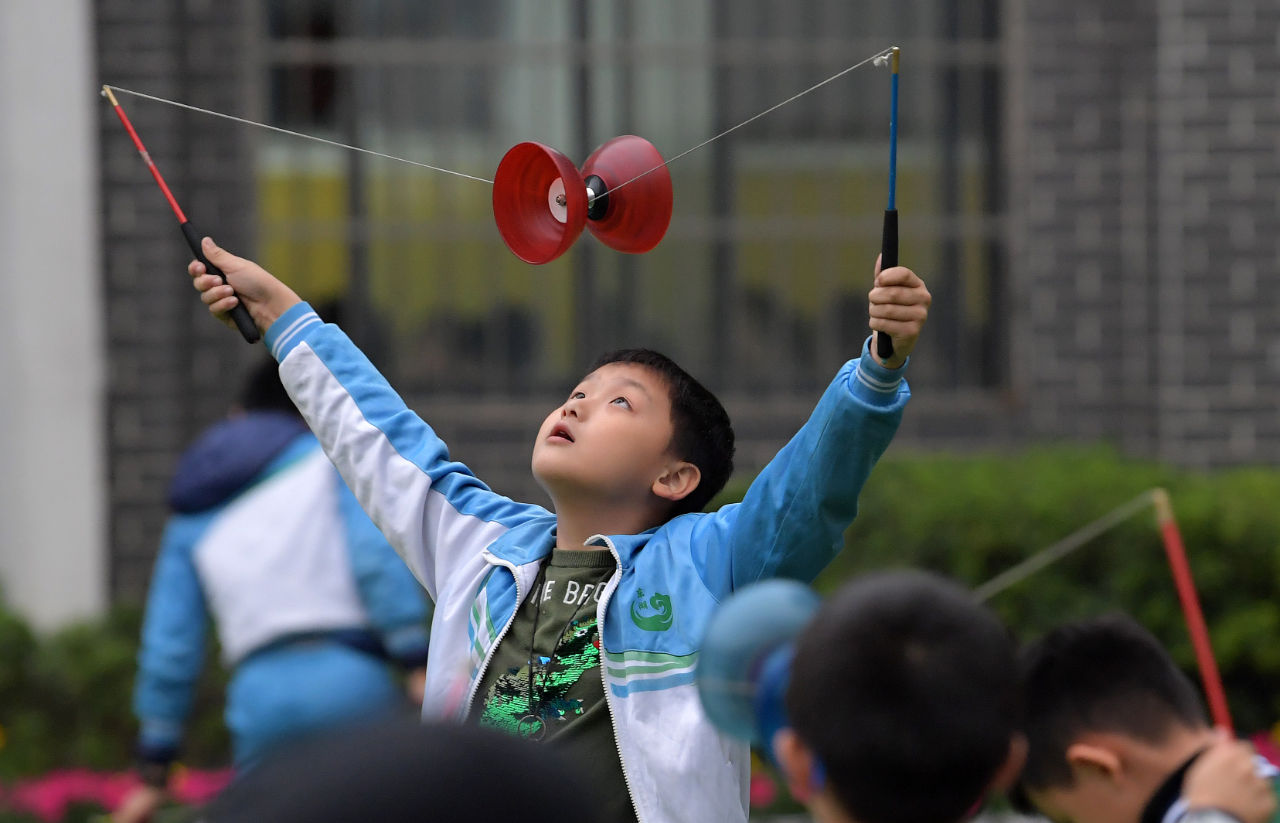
1016, 614, 1207, 795
203, 720, 604, 823
786, 570, 1018, 823
588, 348, 735, 516
239, 357, 299, 416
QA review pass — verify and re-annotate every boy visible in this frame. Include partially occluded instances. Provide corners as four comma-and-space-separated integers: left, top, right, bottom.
1015, 615, 1278, 823
775, 571, 1025, 823
701, 571, 1025, 823
188, 237, 930, 823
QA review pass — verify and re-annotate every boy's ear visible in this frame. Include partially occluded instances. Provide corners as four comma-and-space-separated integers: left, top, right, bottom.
1064, 741, 1123, 783
652, 461, 701, 503
773, 728, 823, 804
989, 733, 1029, 793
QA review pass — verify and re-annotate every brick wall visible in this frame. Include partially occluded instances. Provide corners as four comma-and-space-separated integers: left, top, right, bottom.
1152, 0, 1280, 465
1014, 0, 1163, 452
1015, 0, 1280, 466
98, 0, 258, 599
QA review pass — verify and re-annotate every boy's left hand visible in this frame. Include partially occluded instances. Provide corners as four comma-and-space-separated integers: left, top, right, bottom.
868, 256, 931, 369
1183, 730, 1276, 823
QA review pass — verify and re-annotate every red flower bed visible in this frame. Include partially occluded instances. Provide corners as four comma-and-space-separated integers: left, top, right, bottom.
0, 767, 230, 822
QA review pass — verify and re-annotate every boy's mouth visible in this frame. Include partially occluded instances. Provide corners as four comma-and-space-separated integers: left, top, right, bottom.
549, 423, 575, 443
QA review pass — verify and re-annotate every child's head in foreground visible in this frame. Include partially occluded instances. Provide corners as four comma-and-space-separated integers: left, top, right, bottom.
532, 348, 735, 520
775, 570, 1023, 823
1014, 614, 1213, 823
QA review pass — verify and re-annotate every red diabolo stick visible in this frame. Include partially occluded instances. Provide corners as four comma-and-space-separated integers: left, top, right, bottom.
102, 86, 259, 343
1152, 489, 1233, 733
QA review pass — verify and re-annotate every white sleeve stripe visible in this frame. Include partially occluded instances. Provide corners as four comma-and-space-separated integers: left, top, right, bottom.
271, 314, 323, 360
855, 364, 902, 393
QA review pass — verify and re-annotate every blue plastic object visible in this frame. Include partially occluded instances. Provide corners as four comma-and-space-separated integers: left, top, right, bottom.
695, 579, 820, 748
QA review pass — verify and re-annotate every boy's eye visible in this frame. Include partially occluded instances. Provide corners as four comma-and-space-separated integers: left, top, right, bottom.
611, 397, 632, 408
569, 391, 586, 400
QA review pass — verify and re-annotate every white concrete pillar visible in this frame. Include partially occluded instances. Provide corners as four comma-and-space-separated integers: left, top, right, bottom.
0, 0, 107, 629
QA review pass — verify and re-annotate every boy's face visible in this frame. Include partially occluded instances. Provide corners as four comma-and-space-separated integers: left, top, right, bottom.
532, 362, 682, 506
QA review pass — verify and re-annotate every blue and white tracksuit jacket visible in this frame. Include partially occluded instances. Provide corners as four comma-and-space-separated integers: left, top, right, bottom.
265, 302, 910, 823
133, 411, 433, 770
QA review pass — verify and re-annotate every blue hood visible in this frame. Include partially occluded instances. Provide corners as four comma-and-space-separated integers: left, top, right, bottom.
168, 411, 309, 513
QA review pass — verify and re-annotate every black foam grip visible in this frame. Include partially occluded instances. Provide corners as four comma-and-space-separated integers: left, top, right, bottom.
876, 209, 898, 361
180, 221, 260, 344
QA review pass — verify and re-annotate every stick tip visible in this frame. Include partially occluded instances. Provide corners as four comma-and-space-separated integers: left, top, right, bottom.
1152, 487, 1173, 523
874, 47, 901, 71
101, 85, 119, 106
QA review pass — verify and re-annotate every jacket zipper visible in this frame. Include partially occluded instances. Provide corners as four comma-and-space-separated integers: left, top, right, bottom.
593, 535, 647, 823
462, 551, 525, 720
470, 541, 646, 823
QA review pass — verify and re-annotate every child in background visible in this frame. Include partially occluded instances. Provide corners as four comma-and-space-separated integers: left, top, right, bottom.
114, 359, 432, 823
1014, 615, 1278, 823
699, 570, 1025, 823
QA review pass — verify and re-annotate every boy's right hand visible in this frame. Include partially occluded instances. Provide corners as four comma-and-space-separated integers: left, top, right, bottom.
1183, 730, 1276, 823
189, 237, 301, 335
867, 255, 930, 370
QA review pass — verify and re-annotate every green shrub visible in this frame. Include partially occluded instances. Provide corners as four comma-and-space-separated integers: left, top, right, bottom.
718, 446, 1280, 731
0, 603, 229, 779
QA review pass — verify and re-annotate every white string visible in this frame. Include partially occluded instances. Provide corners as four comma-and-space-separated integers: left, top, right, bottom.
601, 46, 897, 200
103, 85, 494, 184
106, 46, 894, 195
972, 490, 1159, 603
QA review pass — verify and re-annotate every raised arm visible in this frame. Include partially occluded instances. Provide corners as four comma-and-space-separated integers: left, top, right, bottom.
689, 342, 909, 592
190, 239, 550, 599
690, 261, 929, 593
337, 473, 433, 669
132, 515, 212, 792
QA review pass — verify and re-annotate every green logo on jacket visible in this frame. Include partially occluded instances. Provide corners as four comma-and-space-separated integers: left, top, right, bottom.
630, 589, 674, 631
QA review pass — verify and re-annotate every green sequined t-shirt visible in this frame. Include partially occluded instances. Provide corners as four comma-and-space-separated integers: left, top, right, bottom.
472, 548, 637, 823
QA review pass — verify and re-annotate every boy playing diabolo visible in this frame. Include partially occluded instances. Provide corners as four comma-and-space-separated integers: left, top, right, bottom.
1014, 615, 1278, 823
188, 237, 930, 823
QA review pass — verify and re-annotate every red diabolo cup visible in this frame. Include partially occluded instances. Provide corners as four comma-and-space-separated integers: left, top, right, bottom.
492, 142, 588, 265
581, 135, 672, 255
491, 135, 673, 264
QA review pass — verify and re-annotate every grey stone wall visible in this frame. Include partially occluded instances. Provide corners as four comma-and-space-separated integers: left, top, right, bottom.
1152, 0, 1280, 465
1015, 0, 1280, 465
98, 0, 258, 599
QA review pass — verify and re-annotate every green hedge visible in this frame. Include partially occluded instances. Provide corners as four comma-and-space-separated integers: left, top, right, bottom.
0, 605, 228, 779
718, 446, 1280, 732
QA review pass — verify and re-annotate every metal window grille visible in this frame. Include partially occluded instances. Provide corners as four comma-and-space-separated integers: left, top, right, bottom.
257, 0, 1005, 399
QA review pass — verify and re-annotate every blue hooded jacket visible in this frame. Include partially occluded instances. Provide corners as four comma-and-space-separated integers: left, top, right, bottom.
133, 410, 433, 766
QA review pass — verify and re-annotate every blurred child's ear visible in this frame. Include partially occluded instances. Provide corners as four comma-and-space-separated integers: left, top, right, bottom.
1064, 741, 1123, 783
772, 728, 824, 803
652, 462, 701, 503
989, 733, 1029, 792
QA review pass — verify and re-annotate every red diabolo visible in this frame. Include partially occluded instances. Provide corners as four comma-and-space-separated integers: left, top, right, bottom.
491, 135, 673, 264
